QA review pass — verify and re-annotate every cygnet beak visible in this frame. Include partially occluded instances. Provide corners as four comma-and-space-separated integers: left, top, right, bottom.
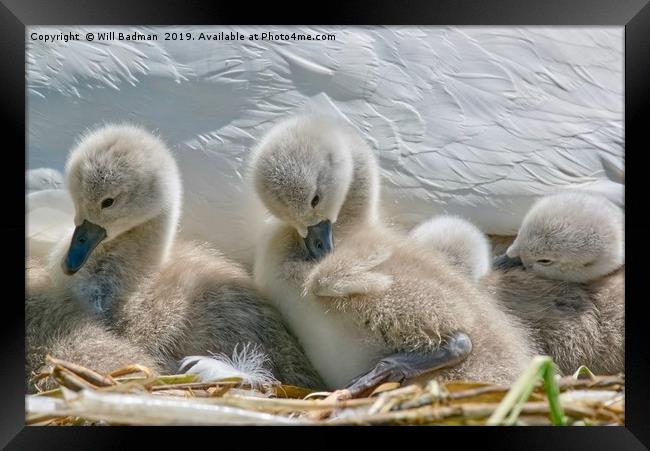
304, 219, 333, 261
492, 253, 524, 271
61, 220, 107, 275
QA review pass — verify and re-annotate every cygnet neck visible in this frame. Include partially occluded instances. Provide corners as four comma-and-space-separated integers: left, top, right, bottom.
332, 140, 380, 240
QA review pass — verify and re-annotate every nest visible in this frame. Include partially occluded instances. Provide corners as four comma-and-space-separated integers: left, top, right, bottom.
26, 356, 624, 426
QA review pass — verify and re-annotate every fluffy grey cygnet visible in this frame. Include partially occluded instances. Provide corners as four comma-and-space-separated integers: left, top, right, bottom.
251, 115, 535, 393
488, 191, 624, 375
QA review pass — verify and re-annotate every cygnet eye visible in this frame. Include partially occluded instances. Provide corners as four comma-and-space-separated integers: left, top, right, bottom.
536, 259, 553, 265
311, 195, 320, 208
101, 198, 115, 209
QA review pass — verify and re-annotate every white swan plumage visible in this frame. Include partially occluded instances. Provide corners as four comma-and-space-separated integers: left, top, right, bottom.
26, 27, 623, 267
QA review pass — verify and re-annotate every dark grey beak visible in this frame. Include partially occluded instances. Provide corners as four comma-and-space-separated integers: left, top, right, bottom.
304, 220, 333, 261
62, 220, 107, 275
492, 253, 524, 271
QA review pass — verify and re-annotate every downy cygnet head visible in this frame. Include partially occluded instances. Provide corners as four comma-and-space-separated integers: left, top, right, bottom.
62, 124, 181, 275
494, 191, 624, 283
410, 215, 492, 281
252, 116, 354, 260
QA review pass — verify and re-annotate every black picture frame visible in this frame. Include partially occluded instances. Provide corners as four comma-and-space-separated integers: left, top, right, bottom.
3, 0, 649, 448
